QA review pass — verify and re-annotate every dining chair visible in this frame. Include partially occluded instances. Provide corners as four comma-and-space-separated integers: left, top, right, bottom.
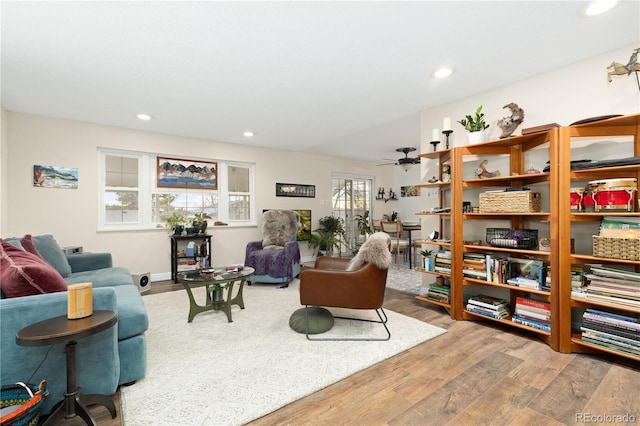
380, 221, 410, 268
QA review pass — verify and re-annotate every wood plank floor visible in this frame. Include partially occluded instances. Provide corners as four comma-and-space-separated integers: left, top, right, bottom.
63, 281, 639, 425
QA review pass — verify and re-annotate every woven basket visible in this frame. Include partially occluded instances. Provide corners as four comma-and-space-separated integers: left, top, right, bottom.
0, 380, 48, 426
479, 191, 541, 213
592, 236, 640, 261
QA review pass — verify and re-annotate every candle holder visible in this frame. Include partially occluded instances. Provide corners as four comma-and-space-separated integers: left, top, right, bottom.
442, 130, 453, 149
430, 140, 440, 151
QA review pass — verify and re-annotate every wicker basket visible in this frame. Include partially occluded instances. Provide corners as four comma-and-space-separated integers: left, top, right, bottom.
592, 236, 640, 261
479, 191, 541, 213
0, 380, 48, 426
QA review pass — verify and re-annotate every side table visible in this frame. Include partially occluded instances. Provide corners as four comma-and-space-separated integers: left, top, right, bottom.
16, 310, 118, 426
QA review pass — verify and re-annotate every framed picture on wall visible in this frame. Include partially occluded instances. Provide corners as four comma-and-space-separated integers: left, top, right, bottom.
157, 156, 217, 189
275, 183, 315, 198
33, 165, 78, 189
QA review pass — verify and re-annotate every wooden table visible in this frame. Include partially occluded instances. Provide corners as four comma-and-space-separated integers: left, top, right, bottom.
177, 267, 254, 322
16, 310, 118, 426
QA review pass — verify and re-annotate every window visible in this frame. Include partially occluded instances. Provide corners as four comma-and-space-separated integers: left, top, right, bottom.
99, 149, 255, 231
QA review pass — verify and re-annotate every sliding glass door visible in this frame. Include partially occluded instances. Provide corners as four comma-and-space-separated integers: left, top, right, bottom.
331, 175, 373, 252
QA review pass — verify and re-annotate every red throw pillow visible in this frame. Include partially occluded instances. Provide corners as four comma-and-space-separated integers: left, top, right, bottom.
20, 234, 43, 258
0, 239, 68, 298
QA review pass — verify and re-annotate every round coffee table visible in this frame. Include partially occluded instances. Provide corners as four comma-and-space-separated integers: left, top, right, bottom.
16, 310, 118, 426
177, 266, 254, 323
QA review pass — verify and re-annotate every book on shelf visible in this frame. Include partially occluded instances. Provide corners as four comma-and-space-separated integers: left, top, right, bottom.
581, 322, 639, 341
512, 314, 551, 332
467, 294, 509, 309
466, 304, 510, 319
583, 309, 640, 332
600, 216, 640, 239
581, 330, 640, 356
589, 266, 640, 283
514, 297, 551, 325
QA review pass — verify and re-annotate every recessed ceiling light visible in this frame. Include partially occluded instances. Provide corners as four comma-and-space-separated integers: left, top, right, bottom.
578, 0, 619, 17
136, 113, 152, 121
243, 131, 255, 137
433, 67, 453, 79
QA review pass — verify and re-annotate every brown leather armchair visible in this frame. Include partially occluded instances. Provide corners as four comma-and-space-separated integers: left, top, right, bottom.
298, 256, 390, 341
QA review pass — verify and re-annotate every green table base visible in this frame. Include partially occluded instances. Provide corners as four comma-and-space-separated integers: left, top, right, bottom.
181, 276, 249, 323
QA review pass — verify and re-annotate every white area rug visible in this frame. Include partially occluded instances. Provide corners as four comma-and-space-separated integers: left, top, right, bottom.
121, 279, 445, 425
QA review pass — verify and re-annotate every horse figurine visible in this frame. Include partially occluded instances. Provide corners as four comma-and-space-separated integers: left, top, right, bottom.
607, 47, 640, 83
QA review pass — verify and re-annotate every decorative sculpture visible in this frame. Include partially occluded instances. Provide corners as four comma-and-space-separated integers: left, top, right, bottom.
607, 47, 640, 92
475, 160, 501, 179
496, 102, 525, 138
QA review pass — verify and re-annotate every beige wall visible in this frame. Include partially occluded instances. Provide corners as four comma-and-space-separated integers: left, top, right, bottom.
3, 113, 394, 280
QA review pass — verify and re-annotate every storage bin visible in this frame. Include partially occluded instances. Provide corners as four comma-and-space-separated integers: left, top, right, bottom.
592, 236, 640, 261
486, 228, 538, 249
479, 191, 541, 213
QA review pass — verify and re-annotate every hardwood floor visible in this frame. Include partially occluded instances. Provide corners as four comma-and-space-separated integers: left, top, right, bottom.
65, 282, 639, 425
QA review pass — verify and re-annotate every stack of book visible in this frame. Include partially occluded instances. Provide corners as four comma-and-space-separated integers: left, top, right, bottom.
581, 308, 640, 357
512, 297, 551, 332
433, 250, 452, 275
466, 294, 510, 319
177, 259, 199, 271
426, 281, 450, 303
581, 266, 640, 308
463, 253, 488, 280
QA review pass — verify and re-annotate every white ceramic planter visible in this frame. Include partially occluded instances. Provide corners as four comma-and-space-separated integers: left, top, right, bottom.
468, 130, 487, 145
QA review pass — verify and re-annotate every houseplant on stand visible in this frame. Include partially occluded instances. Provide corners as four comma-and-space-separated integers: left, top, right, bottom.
458, 105, 490, 144
192, 212, 212, 234
165, 213, 186, 235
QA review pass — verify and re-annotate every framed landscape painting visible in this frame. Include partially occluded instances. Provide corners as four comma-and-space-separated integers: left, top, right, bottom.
33, 165, 78, 189
157, 156, 217, 189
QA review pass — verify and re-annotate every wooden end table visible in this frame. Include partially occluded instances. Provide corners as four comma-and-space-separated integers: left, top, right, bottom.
177, 266, 254, 322
16, 310, 118, 426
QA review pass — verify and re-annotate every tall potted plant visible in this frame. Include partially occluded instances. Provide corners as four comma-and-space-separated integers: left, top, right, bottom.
308, 215, 345, 257
458, 105, 490, 144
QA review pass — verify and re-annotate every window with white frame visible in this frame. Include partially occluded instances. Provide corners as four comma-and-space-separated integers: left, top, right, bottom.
99, 149, 255, 231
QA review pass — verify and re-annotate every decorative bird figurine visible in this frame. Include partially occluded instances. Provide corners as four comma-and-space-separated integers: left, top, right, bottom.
497, 102, 525, 138
475, 160, 500, 179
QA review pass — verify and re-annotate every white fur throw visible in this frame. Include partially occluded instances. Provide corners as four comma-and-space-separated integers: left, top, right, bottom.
262, 210, 299, 249
347, 232, 392, 271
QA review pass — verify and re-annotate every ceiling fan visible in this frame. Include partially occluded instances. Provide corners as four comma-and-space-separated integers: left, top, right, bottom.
377, 147, 420, 171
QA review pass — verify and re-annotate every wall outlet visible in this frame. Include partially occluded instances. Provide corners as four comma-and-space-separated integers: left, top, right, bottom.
425, 188, 439, 199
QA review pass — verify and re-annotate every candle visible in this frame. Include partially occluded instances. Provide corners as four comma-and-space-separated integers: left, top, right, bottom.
432, 128, 440, 141
443, 117, 452, 131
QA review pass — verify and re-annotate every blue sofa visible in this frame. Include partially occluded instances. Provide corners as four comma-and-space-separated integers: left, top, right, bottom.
0, 235, 148, 415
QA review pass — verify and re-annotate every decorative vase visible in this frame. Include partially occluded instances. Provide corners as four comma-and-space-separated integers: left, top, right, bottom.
468, 130, 487, 145
173, 225, 184, 236
199, 221, 208, 234
185, 227, 196, 236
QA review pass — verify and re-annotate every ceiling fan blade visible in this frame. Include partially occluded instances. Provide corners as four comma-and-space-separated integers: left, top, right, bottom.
376, 162, 397, 166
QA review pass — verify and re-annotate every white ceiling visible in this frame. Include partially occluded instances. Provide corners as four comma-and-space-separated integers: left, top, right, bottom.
2, 1, 639, 164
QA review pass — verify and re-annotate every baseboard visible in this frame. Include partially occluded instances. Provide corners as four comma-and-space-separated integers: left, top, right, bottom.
152, 272, 171, 282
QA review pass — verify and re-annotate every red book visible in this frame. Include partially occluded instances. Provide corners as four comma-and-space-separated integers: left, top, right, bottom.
516, 297, 550, 312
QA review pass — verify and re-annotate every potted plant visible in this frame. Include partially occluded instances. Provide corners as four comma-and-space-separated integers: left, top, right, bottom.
458, 105, 490, 144
165, 212, 186, 235
420, 249, 434, 271
192, 212, 212, 234
354, 210, 371, 240
308, 215, 345, 257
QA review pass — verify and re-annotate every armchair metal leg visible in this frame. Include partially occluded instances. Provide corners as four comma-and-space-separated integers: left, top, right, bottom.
304, 306, 391, 341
